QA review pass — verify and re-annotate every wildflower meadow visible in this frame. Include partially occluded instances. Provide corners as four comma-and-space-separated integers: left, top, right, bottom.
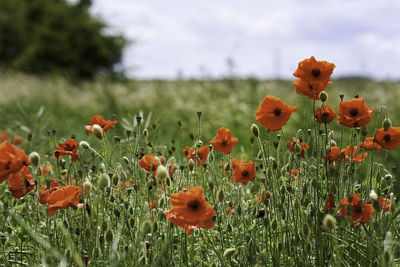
1, 57, 400, 266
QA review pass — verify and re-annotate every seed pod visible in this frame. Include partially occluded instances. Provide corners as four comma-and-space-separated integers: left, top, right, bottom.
319, 91, 328, 102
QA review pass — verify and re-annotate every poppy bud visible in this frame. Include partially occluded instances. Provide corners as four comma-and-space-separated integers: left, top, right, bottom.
361, 126, 368, 137
152, 221, 158, 232
323, 214, 336, 231
196, 140, 203, 147
123, 156, 130, 165
294, 199, 300, 209
29, 152, 40, 167
236, 205, 242, 215
271, 219, 278, 230
208, 180, 214, 191
83, 180, 93, 192
92, 124, 103, 139
136, 115, 142, 124
227, 223, 233, 232
142, 128, 148, 137
99, 173, 110, 189
383, 118, 392, 132
224, 163, 230, 172
218, 189, 224, 202
158, 197, 165, 208
223, 248, 236, 258
256, 208, 265, 218
369, 189, 378, 201
142, 220, 153, 235
112, 174, 119, 186
302, 223, 310, 236
156, 165, 169, 180
319, 91, 328, 102
61, 169, 68, 176
80, 141, 90, 149
339, 94, 344, 101
188, 159, 195, 172
251, 124, 259, 137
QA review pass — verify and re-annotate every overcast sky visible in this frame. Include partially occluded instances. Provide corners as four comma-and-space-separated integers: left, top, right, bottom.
90, 0, 400, 79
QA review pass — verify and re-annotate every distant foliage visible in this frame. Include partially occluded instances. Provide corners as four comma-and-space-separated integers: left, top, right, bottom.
0, 0, 126, 79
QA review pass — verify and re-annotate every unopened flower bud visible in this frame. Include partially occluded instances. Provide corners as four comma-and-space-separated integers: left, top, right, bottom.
156, 165, 169, 180
251, 124, 259, 137
188, 159, 195, 172
105, 229, 114, 243
123, 156, 130, 165
83, 180, 93, 192
383, 118, 392, 132
224, 163, 230, 172
98, 173, 110, 189
319, 91, 328, 102
223, 248, 236, 258
92, 124, 103, 139
29, 152, 40, 166
369, 190, 378, 201
218, 189, 224, 202
79, 141, 89, 150
142, 128, 148, 137
323, 214, 337, 231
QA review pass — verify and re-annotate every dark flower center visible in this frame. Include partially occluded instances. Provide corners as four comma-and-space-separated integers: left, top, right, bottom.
222, 140, 227, 145
184, 150, 188, 156
188, 200, 201, 211
273, 108, 282, 116
5, 162, 11, 170
242, 170, 249, 177
312, 69, 321, 77
322, 113, 329, 123
384, 134, 391, 142
309, 85, 314, 91
24, 180, 31, 187
349, 108, 358, 117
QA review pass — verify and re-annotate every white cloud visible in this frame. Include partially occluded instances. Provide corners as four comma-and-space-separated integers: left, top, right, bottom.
91, 0, 400, 79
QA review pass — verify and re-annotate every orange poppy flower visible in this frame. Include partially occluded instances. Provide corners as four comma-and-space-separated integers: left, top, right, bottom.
46, 185, 83, 216
231, 159, 256, 185
53, 139, 79, 162
293, 56, 335, 86
0, 131, 8, 142
289, 169, 299, 179
164, 186, 215, 235
183, 146, 209, 166
315, 106, 336, 124
39, 179, 60, 204
324, 146, 342, 166
358, 137, 382, 154
373, 127, 400, 150
342, 145, 367, 164
139, 154, 165, 175
337, 98, 374, 128
84, 115, 117, 134
12, 136, 23, 146
377, 198, 390, 212
256, 189, 273, 204
256, 96, 298, 131
226, 204, 234, 214
339, 194, 374, 224
287, 137, 309, 158
8, 166, 35, 198
168, 161, 176, 178
324, 193, 335, 213
0, 141, 30, 183
292, 78, 330, 100
209, 128, 239, 154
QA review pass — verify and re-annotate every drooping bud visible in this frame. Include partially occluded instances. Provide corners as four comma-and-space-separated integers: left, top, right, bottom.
80, 141, 90, 149
224, 163, 230, 172
123, 156, 130, 165
369, 189, 378, 201
92, 124, 104, 139
188, 159, 195, 172
223, 248, 236, 258
83, 180, 93, 193
29, 152, 40, 167
383, 118, 392, 132
142, 128, 148, 137
105, 229, 114, 243
217, 189, 224, 202
251, 124, 259, 137
323, 214, 337, 232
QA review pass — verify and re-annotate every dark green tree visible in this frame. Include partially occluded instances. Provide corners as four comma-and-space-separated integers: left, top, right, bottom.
0, 0, 126, 78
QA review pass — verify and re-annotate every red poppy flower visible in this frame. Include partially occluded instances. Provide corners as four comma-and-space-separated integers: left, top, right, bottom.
256, 96, 298, 131
324, 193, 335, 213
256, 190, 273, 204
168, 161, 176, 178
53, 139, 79, 162
0, 141, 30, 183
373, 127, 400, 150
338, 98, 374, 128
339, 194, 374, 224
8, 166, 35, 198
287, 137, 309, 158
231, 159, 256, 185
293, 56, 335, 86
292, 78, 330, 100
324, 146, 342, 166
39, 179, 60, 204
139, 154, 165, 175
377, 198, 390, 212
46, 185, 83, 216
210, 128, 239, 154
358, 137, 382, 154
84, 115, 117, 134
315, 106, 336, 124
226, 205, 234, 214
183, 146, 209, 166
289, 169, 299, 179
164, 186, 215, 235
342, 145, 367, 164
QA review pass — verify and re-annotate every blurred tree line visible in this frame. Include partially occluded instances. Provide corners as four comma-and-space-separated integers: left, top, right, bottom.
0, 0, 126, 79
